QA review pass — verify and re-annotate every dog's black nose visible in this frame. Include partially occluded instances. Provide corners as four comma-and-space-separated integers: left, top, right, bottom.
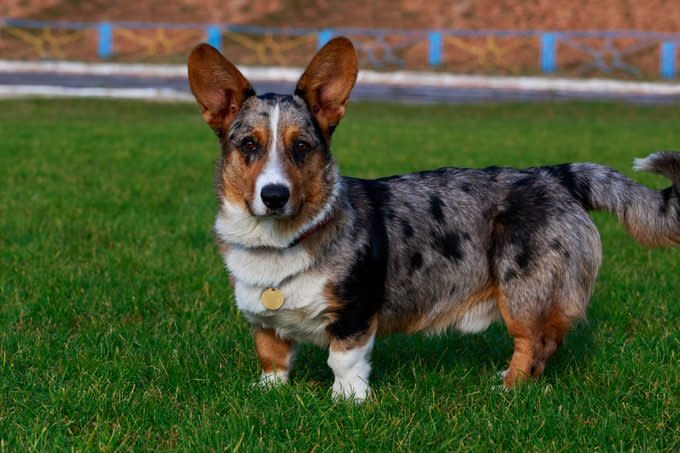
261, 184, 290, 210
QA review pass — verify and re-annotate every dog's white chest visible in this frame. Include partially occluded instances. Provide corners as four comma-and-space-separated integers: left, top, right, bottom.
225, 247, 331, 346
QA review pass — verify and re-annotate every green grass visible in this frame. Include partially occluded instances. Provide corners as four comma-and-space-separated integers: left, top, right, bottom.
1, 99, 678, 451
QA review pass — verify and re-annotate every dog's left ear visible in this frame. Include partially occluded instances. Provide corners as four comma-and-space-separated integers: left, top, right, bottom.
295, 37, 358, 140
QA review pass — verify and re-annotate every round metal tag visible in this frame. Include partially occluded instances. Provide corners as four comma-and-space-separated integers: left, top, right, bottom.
261, 288, 285, 310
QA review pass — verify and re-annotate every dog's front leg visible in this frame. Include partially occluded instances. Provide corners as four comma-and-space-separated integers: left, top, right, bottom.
253, 327, 296, 386
327, 327, 376, 402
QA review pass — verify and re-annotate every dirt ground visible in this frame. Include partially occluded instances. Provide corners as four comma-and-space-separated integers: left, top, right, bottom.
3, 0, 680, 31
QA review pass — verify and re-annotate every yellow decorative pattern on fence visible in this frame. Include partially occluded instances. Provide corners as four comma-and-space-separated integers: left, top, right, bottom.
115, 28, 203, 59
444, 35, 536, 74
1, 26, 87, 59
223, 32, 316, 65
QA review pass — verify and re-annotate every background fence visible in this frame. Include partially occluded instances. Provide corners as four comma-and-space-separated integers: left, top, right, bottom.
1, 18, 679, 79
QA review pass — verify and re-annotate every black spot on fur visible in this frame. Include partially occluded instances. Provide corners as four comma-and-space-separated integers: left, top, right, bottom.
430, 195, 445, 223
433, 231, 465, 263
416, 168, 448, 179
230, 120, 244, 133
491, 175, 552, 278
504, 269, 518, 282
277, 94, 298, 106
515, 247, 532, 269
460, 182, 471, 193
328, 179, 389, 340
550, 239, 570, 258
401, 219, 414, 238
410, 252, 423, 271
482, 166, 503, 180
545, 164, 593, 210
659, 186, 674, 216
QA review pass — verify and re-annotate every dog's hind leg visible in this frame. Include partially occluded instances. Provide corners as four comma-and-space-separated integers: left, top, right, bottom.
496, 290, 543, 387
496, 290, 579, 388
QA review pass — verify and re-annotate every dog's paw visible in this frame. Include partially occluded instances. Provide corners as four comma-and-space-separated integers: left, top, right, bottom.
254, 371, 288, 388
331, 377, 370, 403
490, 369, 510, 391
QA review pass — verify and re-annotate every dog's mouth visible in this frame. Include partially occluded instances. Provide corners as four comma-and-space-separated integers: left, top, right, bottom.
246, 201, 299, 220
262, 208, 287, 217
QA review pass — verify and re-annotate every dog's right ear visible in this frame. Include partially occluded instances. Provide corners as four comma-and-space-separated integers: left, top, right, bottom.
187, 43, 255, 140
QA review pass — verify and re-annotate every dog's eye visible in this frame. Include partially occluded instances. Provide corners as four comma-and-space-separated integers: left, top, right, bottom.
241, 138, 258, 154
294, 140, 310, 155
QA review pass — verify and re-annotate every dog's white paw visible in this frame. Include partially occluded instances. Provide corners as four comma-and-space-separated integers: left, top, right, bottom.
254, 370, 288, 388
332, 377, 370, 402
491, 369, 510, 391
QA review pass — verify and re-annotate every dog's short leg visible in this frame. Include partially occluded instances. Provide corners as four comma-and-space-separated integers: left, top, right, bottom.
253, 327, 296, 386
327, 328, 376, 402
497, 291, 572, 388
533, 304, 571, 378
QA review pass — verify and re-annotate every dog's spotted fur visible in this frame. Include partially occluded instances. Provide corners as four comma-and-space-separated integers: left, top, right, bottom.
188, 38, 680, 401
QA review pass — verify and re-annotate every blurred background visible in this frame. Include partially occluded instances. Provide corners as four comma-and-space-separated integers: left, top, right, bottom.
1, 1, 680, 102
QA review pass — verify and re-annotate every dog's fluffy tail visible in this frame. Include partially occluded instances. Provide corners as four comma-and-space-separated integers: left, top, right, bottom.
566, 151, 680, 246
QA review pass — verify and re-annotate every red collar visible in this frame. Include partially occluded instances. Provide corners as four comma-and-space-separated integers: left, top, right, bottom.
288, 215, 335, 247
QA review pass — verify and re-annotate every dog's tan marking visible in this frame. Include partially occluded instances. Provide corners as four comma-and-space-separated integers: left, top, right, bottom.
375, 284, 499, 335
220, 142, 269, 207
275, 139, 332, 237
535, 304, 572, 375
253, 327, 295, 374
409, 284, 499, 334
322, 282, 343, 326
497, 291, 572, 387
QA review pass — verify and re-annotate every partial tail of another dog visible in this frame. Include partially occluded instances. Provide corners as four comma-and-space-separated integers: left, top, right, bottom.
558, 151, 680, 246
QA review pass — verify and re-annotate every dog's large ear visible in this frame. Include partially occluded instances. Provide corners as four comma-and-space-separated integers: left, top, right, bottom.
295, 37, 358, 140
188, 43, 255, 140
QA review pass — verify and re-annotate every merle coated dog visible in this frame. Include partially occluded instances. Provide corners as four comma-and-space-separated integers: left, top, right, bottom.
187, 37, 680, 401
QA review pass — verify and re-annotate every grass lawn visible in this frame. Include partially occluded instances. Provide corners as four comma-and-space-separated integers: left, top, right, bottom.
0, 98, 678, 451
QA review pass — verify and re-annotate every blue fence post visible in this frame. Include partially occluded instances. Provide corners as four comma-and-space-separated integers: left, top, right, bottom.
97, 22, 113, 59
206, 25, 222, 51
540, 33, 557, 74
317, 29, 333, 49
428, 31, 443, 67
660, 42, 676, 79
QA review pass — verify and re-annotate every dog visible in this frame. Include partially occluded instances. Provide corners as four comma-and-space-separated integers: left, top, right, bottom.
187, 37, 680, 402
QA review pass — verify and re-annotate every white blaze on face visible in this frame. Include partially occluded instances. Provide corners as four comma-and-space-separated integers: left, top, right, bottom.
252, 103, 291, 216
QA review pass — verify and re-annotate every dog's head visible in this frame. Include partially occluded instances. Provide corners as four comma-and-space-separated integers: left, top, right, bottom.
188, 38, 357, 246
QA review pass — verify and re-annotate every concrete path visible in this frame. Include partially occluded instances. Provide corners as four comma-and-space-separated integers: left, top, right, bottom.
1, 60, 680, 104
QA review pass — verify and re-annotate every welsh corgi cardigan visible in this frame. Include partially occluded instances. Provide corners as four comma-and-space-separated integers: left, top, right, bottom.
187, 37, 680, 401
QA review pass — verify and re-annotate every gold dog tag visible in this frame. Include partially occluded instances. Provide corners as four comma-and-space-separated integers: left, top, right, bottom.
261, 288, 285, 310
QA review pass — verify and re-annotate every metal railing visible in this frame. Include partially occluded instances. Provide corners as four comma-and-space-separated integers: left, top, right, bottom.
1, 18, 679, 79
